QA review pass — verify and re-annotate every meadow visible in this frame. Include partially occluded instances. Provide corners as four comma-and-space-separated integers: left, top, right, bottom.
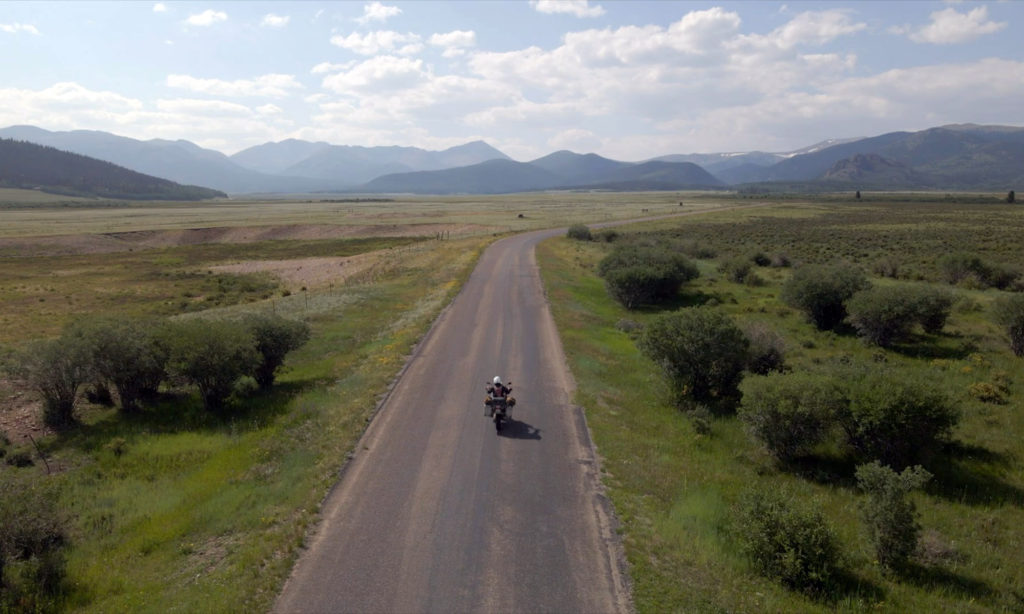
537, 198, 1024, 612
0, 190, 720, 611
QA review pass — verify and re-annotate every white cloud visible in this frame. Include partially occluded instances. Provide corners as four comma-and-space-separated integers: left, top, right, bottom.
255, 104, 283, 116
908, 6, 1006, 44
166, 73, 303, 98
261, 14, 290, 28
547, 128, 602, 152
311, 61, 356, 75
152, 3, 167, 13
356, 2, 401, 25
0, 22, 40, 35
321, 56, 428, 93
330, 30, 423, 56
185, 10, 227, 27
429, 30, 476, 58
156, 98, 253, 116
531, 0, 605, 18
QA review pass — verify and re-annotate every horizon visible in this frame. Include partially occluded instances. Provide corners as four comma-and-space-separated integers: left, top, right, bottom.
2, 1, 1022, 159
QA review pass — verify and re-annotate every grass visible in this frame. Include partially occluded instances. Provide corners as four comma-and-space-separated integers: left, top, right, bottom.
1, 229, 489, 612
538, 200, 1024, 612
0, 237, 422, 343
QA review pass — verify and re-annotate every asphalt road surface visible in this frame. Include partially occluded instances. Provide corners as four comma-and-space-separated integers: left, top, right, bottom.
274, 228, 630, 614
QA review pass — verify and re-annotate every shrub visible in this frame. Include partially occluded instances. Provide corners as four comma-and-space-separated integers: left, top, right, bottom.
911, 287, 954, 334
0, 477, 68, 610
10, 335, 91, 428
638, 307, 748, 408
597, 245, 699, 309
243, 313, 311, 390
743, 322, 786, 375
838, 367, 958, 468
846, 286, 919, 347
566, 224, 592, 241
781, 263, 869, 330
738, 372, 844, 461
719, 256, 753, 284
938, 252, 987, 285
164, 319, 259, 413
594, 228, 619, 243
679, 240, 716, 260
67, 315, 169, 412
855, 462, 931, 572
736, 488, 842, 594
750, 251, 771, 267
991, 294, 1024, 356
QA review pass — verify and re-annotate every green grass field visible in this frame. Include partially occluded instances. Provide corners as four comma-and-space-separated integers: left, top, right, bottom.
537, 199, 1024, 612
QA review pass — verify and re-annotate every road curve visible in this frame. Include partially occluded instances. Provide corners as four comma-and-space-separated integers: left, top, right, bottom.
274, 228, 630, 614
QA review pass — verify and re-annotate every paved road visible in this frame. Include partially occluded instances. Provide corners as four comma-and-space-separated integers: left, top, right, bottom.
275, 228, 629, 614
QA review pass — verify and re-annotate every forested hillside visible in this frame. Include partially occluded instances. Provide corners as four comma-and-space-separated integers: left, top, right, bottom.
0, 138, 226, 200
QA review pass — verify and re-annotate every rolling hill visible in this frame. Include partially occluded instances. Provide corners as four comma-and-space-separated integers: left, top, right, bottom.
0, 138, 226, 200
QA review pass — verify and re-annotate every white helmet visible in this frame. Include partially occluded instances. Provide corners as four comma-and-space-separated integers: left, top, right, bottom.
493, 376, 502, 386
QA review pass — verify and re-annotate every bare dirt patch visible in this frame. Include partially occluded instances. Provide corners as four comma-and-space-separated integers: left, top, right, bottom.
0, 377, 49, 445
209, 253, 379, 291
0, 223, 489, 257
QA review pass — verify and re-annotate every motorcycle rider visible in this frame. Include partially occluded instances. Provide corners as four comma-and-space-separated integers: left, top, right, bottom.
489, 376, 509, 399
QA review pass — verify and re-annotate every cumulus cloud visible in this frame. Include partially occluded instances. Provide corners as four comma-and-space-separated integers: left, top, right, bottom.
356, 2, 401, 25
311, 61, 356, 75
185, 10, 227, 27
0, 22, 40, 35
907, 6, 1006, 44
429, 30, 476, 58
261, 14, 290, 28
321, 56, 428, 93
531, 0, 605, 18
166, 73, 303, 98
330, 30, 423, 55
152, 3, 167, 13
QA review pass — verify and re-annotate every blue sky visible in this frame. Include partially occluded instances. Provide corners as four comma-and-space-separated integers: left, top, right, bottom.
1, 1, 1021, 160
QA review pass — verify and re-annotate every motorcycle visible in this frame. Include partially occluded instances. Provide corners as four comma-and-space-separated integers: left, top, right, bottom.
484, 381, 516, 432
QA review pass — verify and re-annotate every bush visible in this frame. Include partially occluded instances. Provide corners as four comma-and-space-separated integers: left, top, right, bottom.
738, 372, 844, 461
594, 228, 619, 243
718, 256, 753, 284
911, 287, 954, 334
872, 256, 900, 279
855, 462, 931, 572
736, 488, 842, 594
743, 322, 786, 375
566, 224, 592, 241
781, 264, 869, 330
938, 252, 987, 285
846, 286, 919, 347
838, 367, 958, 468
638, 307, 748, 408
243, 313, 311, 390
10, 335, 91, 428
598, 245, 699, 309
164, 319, 259, 413
67, 315, 169, 412
991, 294, 1024, 356
0, 477, 68, 610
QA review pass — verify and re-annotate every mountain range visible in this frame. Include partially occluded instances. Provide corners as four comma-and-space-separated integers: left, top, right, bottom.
1, 123, 1021, 196
0, 138, 225, 200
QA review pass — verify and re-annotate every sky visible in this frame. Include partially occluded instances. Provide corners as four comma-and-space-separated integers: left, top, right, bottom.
1, 1, 1022, 161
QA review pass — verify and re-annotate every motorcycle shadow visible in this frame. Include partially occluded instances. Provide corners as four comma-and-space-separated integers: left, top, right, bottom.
498, 417, 541, 440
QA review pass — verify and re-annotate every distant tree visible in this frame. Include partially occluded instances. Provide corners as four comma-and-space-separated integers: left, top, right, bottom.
781, 263, 869, 330
639, 307, 748, 408
243, 313, 311, 390
855, 190, 862, 200
1009, 190, 1016, 204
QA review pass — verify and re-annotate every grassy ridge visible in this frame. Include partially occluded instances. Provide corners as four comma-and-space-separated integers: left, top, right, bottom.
537, 201, 1024, 612
3, 235, 488, 611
